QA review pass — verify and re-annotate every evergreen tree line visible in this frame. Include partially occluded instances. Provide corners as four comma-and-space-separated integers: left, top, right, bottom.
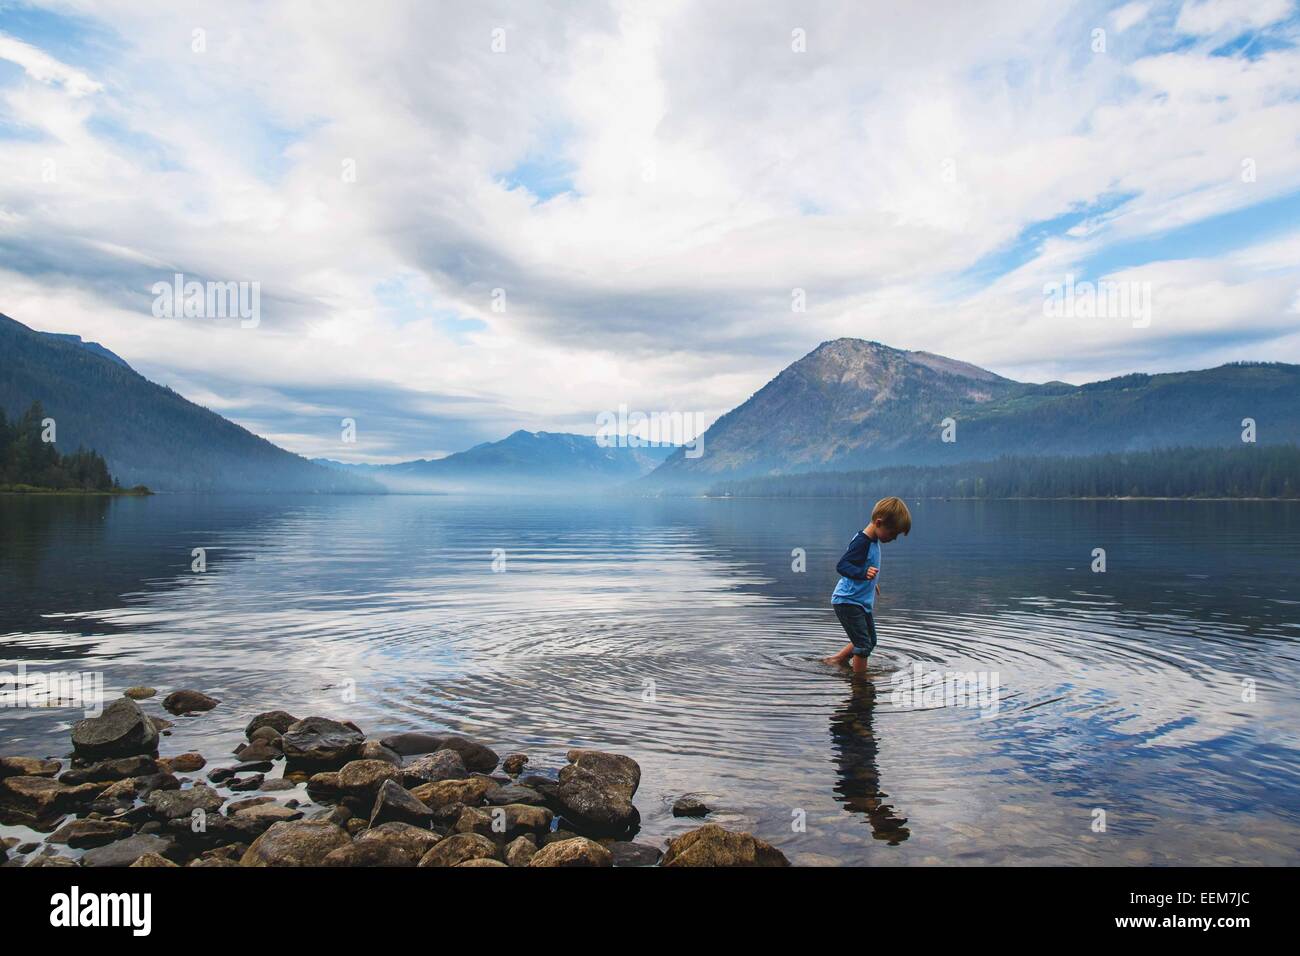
707, 444, 1300, 499
0, 401, 118, 491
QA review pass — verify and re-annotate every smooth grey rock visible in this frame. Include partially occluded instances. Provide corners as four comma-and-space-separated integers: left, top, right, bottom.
71, 698, 159, 760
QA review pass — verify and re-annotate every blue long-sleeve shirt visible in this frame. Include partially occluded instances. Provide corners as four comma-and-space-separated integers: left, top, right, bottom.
831, 531, 880, 611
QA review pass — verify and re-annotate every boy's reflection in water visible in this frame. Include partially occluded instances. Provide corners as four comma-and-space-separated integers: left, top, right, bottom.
829, 675, 911, 845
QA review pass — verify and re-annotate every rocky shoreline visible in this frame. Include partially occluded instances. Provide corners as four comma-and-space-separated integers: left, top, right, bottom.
0, 690, 789, 867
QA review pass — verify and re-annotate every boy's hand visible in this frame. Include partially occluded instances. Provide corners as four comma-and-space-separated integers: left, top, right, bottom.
865, 566, 878, 580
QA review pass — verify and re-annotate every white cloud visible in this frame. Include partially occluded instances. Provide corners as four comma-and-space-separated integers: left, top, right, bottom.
1, 0, 1299, 461
1175, 0, 1294, 36
1112, 2, 1152, 33
0, 31, 102, 96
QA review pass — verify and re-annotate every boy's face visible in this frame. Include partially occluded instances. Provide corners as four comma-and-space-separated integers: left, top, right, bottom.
872, 519, 901, 543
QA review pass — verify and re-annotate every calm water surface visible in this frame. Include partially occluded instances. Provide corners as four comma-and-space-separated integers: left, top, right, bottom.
2, 494, 1297, 865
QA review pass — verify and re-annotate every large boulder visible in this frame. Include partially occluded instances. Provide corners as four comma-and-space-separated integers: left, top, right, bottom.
0, 775, 107, 818
232, 804, 304, 825
408, 776, 497, 810
529, 837, 614, 867
661, 824, 790, 867
401, 749, 468, 786
60, 755, 159, 785
417, 833, 499, 867
71, 697, 159, 759
48, 818, 134, 848
453, 803, 552, 840
485, 784, 545, 806
554, 750, 641, 836
368, 779, 433, 827
504, 836, 536, 867
337, 759, 402, 798
0, 756, 61, 778
321, 841, 413, 867
81, 833, 177, 867
240, 820, 351, 866
147, 784, 225, 821
356, 822, 441, 864
279, 717, 364, 770
162, 689, 220, 715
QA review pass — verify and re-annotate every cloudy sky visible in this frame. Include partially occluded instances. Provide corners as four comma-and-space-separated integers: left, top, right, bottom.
2, 0, 1298, 462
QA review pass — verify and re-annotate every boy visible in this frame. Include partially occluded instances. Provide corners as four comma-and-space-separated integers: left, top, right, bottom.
824, 496, 911, 675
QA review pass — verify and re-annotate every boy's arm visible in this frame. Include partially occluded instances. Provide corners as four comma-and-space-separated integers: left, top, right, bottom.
835, 535, 874, 580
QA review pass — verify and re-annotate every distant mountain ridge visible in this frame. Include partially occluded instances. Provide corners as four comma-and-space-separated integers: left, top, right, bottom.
644, 338, 1300, 488
0, 313, 377, 493
317, 429, 675, 493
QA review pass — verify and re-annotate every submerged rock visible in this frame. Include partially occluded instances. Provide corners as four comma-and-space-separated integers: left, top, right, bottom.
435, 736, 499, 773
502, 753, 529, 776
661, 824, 789, 867
71, 698, 159, 760
246, 711, 298, 739
609, 841, 663, 867
165, 752, 206, 773
672, 795, 712, 817
162, 689, 221, 715
555, 750, 641, 836
358, 740, 403, 766
233, 740, 282, 762
381, 732, 498, 772
378, 731, 445, 755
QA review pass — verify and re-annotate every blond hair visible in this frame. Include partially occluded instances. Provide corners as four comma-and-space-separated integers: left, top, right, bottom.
872, 496, 912, 535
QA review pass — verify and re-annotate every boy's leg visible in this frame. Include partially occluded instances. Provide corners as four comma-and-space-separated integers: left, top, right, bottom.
825, 642, 855, 666
849, 611, 878, 675
827, 603, 870, 666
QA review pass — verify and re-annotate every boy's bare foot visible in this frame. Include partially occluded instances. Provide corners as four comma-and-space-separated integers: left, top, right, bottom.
822, 655, 850, 667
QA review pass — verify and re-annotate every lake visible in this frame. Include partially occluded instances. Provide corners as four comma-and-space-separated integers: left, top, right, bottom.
2, 493, 1297, 865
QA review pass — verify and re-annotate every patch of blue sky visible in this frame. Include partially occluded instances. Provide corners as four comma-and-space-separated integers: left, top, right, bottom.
0, 2, 118, 72
497, 124, 578, 203
375, 275, 486, 343
1073, 187, 1300, 279
956, 190, 1139, 289
1210, 30, 1296, 60
85, 115, 184, 171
